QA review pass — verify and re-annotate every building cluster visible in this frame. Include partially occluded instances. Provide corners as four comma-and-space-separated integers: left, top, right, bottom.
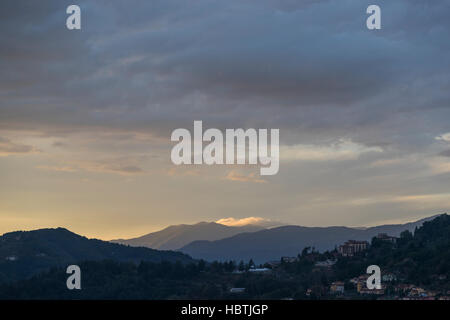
337, 233, 399, 257
330, 281, 345, 294
338, 240, 369, 257
281, 256, 297, 263
248, 267, 271, 273
376, 233, 398, 243
314, 259, 336, 268
350, 274, 385, 295
393, 284, 444, 300
261, 232, 448, 300
309, 269, 448, 299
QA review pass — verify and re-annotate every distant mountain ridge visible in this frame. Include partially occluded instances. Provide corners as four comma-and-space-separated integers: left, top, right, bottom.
179, 214, 443, 264
0, 215, 448, 299
0, 214, 442, 282
111, 222, 265, 250
0, 227, 192, 283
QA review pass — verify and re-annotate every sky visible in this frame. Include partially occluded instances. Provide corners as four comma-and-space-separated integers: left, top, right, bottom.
0, 0, 449, 239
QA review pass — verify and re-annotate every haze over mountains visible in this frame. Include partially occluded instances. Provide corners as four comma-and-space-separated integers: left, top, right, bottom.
111, 222, 265, 250
179, 215, 442, 263
0, 214, 443, 283
111, 214, 442, 264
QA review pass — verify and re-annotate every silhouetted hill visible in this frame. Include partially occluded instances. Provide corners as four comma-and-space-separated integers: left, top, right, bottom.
111, 222, 264, 250
0, 228, 192, 283
180, 214, 442, 263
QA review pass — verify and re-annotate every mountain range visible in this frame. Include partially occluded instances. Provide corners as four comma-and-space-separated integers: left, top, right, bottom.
0, 214, 443, 282
111, 222, 265, 250
1, 214, 448, 299
179, 215, 442, 263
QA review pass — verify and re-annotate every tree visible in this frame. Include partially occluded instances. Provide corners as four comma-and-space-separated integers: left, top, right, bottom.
301, 247, 310, 257
198, 259, 206, 271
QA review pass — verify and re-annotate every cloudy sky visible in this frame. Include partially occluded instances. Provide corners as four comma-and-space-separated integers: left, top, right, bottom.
1, 0, 449, 239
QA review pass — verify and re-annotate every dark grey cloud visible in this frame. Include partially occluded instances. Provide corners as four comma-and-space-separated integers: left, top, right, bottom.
2, 0, 450, 236
439, 149, 450, 158
0, 0, 449, 152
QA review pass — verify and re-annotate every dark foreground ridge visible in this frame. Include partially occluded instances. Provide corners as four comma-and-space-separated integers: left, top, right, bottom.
0, 227, 193, 283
